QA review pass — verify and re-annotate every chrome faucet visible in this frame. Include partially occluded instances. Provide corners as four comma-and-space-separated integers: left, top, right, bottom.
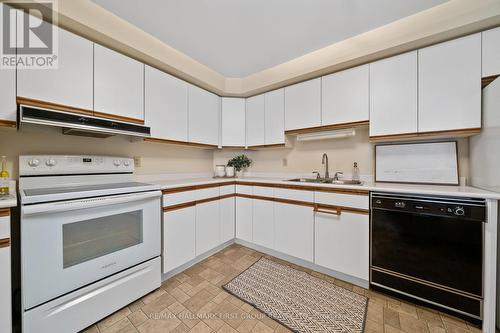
333, 172, 344, 181
312, 171, 321, 179
322, 153, 329, 179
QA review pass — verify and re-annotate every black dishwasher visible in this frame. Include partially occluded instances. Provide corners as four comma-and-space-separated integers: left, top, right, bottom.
370, 193, 486, 320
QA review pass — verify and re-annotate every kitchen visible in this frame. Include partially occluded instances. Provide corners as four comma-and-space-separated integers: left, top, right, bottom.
1, 1, 500, 333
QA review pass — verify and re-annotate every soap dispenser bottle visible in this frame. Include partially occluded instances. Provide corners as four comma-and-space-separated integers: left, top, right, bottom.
0, 156, 9, 195
352, 162, 360, 182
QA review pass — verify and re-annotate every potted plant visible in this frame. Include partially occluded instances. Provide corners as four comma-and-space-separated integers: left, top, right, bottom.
227, 154, 252, 178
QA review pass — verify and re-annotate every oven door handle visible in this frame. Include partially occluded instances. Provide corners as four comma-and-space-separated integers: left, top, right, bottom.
22, 191, 161, 215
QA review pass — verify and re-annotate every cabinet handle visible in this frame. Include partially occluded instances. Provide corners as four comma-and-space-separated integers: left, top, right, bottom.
0, 238, 10, 248
314, 204, 341, 216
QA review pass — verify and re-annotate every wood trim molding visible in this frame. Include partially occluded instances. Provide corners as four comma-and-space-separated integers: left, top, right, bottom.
0, 119, 16, 128
285, 120, 369, 136
315, 203, 369, 215
17, 96, 93, 116
219, 193, 236, 200
196, 196, 223, 205
163, 201, 196, 212
0, 209, 10, 217
162, 182, 235, 194
247, 143, 287, 150
235, 181, 369, 196
0, 238, 10, 248
369, 128, 481, 141
144, 137, 218, 149
93, 111, 144, 125
482, 75, 499, 88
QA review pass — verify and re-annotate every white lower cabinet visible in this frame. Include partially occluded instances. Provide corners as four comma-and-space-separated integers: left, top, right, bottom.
163, 207, 196, 273
220, 197, 235, 243
0, 214, 11, 333
195, 200, 220, 256
315, 211, 369, 281
252, 199, 274, 249
274, 202, 314, 262
236, 197, 253, 242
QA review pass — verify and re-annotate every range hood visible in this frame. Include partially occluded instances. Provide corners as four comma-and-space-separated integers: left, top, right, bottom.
19, 105, 151, 138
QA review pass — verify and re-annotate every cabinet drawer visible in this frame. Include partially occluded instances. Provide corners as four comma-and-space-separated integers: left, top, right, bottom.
196, 187, 220, 201
220, 185, 235, 196
163, 190, 196, 207
236, 185, 253, 195
0, 215, 9, 239
274, 188, 313, 202
314, 191, 368, 210
253, 186, 274, 197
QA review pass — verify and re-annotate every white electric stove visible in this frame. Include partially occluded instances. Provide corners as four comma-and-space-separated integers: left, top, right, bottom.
19, 155, 162, 333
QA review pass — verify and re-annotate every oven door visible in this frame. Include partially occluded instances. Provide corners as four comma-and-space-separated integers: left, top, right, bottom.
21, 191, 161, 310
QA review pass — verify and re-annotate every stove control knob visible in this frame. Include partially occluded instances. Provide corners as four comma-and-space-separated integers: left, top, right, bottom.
453, 206, 465, 216
123, 160, 130, 167
28, 159, 40, 167
45, 159, 56, 167
113, 160, 121, 167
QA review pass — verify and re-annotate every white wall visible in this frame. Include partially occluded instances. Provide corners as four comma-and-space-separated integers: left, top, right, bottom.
0, 125, 214, 179
470, 78, 500, 192
214, 128, 470, 181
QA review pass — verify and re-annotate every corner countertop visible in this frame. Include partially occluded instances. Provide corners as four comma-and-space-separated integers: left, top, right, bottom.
139, 175, 500, 200
0, 181, 17, 209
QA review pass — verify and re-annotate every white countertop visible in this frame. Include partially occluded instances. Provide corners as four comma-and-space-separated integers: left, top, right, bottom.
0, 181, 17, 209
140, 175, 500, 200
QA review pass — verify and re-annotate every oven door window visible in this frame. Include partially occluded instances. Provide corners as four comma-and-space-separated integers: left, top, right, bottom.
63, 210, 143, 268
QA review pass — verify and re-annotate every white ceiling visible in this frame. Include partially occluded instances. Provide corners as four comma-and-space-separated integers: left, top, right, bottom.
92, 0, 448, 78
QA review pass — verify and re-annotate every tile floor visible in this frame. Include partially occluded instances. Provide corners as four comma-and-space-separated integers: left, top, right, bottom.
82, 244, 484, 333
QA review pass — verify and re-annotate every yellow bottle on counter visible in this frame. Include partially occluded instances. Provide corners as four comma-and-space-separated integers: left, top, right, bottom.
0, 156, 9, 195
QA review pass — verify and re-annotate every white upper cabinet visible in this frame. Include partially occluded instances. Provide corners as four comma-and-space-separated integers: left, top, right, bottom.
264, 89, 285, 145
221, 98, 246, 146
0, 67, 15, 123
284, 78, 321, 131
369, 51, 418, 137
482, 27, 500, 77
145, 66, 188, 142
94, 44, 144, 121
246, 95, 265, 147
322, 65, 369, 126
17, 26, 93, 111
418, 33, 481, 133
188, 85, 220, 146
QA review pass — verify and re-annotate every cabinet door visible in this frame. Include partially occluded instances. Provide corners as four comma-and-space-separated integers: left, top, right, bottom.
482, 27, 500, 77
284, 78, 321, 131
145, 66, 188, 141
0, 67, 15, 123
322, 65, 369, 126
196, 200, 220, 255
274, 202, 313, 262
264, 89, 285, 145
94, 44, 144, 121
315, 211, 369, 281
0, 245, 11, 333
188, 85, 220, 145
252, 199, 274, 249
369, 51, 418, 137
163, 206, 196, 273
418, 34, 481, 132
220, 197, 235, 243
221, 98, 246, 146
17, 26, 93, 111
236, 197, 253, 242
246, 95, 265, 147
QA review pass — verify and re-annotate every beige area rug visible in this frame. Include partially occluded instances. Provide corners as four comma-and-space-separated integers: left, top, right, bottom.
223, 257, 368, 333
